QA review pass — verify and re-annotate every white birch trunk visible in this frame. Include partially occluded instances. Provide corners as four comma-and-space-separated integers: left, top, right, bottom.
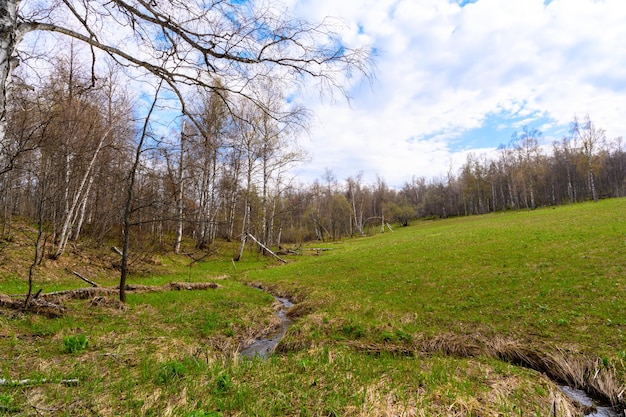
54, 128, 111, 258
261, 158, 269, 248
207, 152, 219, 244
174, 122, 185, 254
0, 0, 21, 147
71, 174, 94, 241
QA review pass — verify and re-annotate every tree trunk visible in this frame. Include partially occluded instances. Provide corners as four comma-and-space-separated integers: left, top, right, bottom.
25, 199, 44, 308
174, 122, 185, 254
54, 127, 111, 258
120, 82, 162, 302
566, 163, 574, 202
72, 175, 94, 241
0, 0, 21, 148
588, 167, 598, 202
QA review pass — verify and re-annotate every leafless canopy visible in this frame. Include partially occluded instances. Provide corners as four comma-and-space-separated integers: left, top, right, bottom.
10, 0, 371, 121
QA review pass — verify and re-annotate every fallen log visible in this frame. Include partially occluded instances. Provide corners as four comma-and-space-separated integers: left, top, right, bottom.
39, 287, 115, 301
246, 233, 287, 264
168, 282, 219, 290
0, 293, 65, 318
0, 282, 221, 317
43, 282, 221, 301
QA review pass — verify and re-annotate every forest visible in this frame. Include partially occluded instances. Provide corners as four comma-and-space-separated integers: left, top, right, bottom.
2, 57, 624, 257
1, 0, 625, 261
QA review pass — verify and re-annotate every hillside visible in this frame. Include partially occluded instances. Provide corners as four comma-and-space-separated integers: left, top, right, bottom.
1, 199, 625, 416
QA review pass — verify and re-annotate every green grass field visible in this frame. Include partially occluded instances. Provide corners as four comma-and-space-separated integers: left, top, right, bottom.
0, 199, 625, 416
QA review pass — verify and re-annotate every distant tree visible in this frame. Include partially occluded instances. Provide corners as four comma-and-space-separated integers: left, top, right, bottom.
385, 199, 414, 227
346, 173, 367, 236
600, 136, 626, 198
511, 126, 542, 210
571, 115, 604, 202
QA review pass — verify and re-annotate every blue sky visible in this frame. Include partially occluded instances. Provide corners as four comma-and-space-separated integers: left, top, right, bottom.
281, 0, 626, 186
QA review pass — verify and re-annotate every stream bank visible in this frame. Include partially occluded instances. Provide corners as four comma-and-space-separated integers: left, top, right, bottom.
238, 286, 623, 415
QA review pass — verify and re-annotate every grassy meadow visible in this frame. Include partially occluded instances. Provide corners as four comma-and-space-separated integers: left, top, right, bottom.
0, 199, 625, 416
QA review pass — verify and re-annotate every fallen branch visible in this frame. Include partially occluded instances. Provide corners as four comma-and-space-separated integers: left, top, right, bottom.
306, 247, 336, 255
68, 269, 99, 287
0, 378, 79, 387
276, 248, 301, 256
246, 233, 287, 263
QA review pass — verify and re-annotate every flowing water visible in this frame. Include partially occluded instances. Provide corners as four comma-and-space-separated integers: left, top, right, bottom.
558, 386, 619, 417
240, 290, 622, 416
239, 296, 294, 358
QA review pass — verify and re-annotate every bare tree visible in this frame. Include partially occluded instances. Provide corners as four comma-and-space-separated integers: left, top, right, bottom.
186, 87, 231, 249
119, 80, 162, 303
255, 82, 308, 249
173, 121, 186, 254
571, 114, 604, 202
1, 0, 371, 151
511, 126, 542, 210
346, 173, 366, 236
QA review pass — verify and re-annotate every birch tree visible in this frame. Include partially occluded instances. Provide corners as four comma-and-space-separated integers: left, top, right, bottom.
187, 88, 230, 249
346, 173, 366, 236
0, 0, 370, 151
1, 0, 369, 302
255, 83, 307, 249
571, 114, 604, 202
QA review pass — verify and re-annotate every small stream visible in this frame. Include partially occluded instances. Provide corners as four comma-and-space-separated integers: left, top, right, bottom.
558, 386, 619, 417
239, 290, 621, 415
240, 295, 294, 358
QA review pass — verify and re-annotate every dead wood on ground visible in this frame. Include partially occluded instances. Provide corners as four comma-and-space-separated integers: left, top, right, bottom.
0, 292, 66, 318
0, 282, 220, 317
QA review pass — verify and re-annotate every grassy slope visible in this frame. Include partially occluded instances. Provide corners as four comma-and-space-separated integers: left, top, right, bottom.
249, 199, 626, 355
0, 199, 624, 416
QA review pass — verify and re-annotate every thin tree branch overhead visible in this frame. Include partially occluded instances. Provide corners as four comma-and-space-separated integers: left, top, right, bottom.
2, 0, 371, 133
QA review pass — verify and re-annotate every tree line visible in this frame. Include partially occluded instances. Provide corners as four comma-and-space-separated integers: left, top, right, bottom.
1, 1, 624, 305
3, 54, 625, 258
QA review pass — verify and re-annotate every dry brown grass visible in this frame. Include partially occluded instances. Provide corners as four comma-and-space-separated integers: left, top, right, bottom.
345, 378, 420, 417
484, 336, 625, 408
341, 332, 626, 413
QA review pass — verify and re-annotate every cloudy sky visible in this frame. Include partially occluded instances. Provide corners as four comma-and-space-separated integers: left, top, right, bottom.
280, 0, 626, 187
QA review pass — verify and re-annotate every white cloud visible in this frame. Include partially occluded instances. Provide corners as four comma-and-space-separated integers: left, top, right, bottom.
288, 0, 626, 186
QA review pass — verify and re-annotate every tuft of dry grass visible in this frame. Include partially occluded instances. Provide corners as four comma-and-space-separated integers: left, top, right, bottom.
485, 336, 625, 408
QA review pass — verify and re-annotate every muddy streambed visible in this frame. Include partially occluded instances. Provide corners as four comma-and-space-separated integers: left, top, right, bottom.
240, 295, 294, 358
